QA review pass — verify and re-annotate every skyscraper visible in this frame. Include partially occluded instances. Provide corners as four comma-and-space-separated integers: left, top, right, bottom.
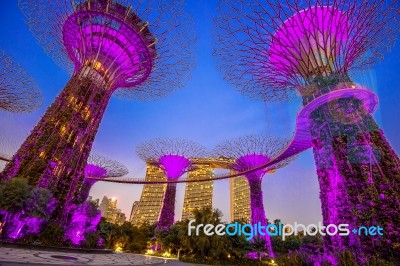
132, 157, 254, 225
129, 201, 139, 223
131, 163, 166, 226
229, 173, 250, 223
99, 196, 126, 225
182, 160, 214, 220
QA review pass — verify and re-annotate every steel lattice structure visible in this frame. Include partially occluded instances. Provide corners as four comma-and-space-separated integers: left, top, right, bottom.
214, 135, 292, 172
214, 0, 400, 262
214, 135, 295, 258
86, 154, 128, 178
137, 138, 208, 163
214, 0, 399, 102
76, 154, 128, 203
137, 138, 207, 230
1, 0, 195, 225
0, 51, 41, 113
19, 0, 195, 101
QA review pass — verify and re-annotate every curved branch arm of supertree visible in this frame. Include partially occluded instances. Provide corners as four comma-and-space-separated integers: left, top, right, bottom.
19, 0, 196, 100
137, 138, 209, 180
0, 153, 12, 162
0, 51, 42, 112
213, 135, 295, 173
86, 154, 129, 178
77, 154, 128, 203
136, 138, 209, 162
213, 0, 399, 101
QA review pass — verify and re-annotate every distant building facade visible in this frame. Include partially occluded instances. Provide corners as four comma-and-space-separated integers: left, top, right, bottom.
99, 196, 126, 225
229, 172, 251, 223
182, 160, 214, 220
129, 201, 139, 223
132, 157, 251, 224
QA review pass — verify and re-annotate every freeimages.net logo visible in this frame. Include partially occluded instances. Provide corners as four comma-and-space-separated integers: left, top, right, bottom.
188, 220, 384, 241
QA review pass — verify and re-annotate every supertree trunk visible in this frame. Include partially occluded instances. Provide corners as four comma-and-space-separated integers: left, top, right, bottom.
1, 67, 112, 224
310, 108, 364, 261
157, 183, 177, 230
308, 79, 400, 260
76, 179, 96, 204
247, 174, 274, 258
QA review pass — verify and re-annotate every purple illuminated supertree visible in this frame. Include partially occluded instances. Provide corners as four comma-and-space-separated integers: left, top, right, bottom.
1, 0, 194, 224
64, 201, 101, 245
214, 0, 400, 261
76, 154, 128, 204
136, 138, 207, 230
214, 135, 293, 258
0, 51, 41, 113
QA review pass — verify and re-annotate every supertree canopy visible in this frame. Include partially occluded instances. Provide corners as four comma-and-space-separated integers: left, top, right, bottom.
214, 0, 399, 101
1, 0, 195, 224
137, 138, 207, 230
214, 0, 400, 262
0, 51, 42, 113
214, 135, 293, 258
76, 154, 128, 204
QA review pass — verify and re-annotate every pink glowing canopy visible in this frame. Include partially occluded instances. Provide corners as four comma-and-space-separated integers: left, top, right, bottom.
269, 6, 349, 77
159, 154, 191, 180
62, 2, 156, 89
84, 164, 107, 178
235, 154, 270, 178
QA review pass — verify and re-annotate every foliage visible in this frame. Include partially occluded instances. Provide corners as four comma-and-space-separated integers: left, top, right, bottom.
81, 231, 101, 249
178, 207, 231, 259
24, 187, 57, 219
0, 178, 57, 240
36, 222, 65, 246
0, 178, 56, 218
98, 217, 123, 249
0, 178, 31, 214
64, 201, 101, 246
180, 255, 272, 265
98, 218, 154, 252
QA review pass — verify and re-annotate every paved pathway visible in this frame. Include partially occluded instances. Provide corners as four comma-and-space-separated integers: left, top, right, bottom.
0, 247, 203, 266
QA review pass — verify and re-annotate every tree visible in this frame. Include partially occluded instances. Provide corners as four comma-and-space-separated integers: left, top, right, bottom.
0, 178, 56, 239
98, 218, 123, 249
0, 178, 30, 214
179, 207, 231, 260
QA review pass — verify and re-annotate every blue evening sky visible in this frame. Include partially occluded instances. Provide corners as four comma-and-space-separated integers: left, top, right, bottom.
0, 1, 399, 224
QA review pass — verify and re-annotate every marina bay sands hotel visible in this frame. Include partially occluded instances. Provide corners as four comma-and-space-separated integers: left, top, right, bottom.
129, 158, 251, 225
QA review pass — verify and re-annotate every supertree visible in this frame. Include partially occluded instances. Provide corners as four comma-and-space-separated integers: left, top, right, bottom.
76, 154, 128, 204
214, 0, 400, 261
214, 135, 293, 259
136, 138, 207, 230
1, 0, 195, 224
0, 51, 41, 113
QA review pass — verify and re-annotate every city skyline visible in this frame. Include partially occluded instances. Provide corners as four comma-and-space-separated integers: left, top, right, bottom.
1, 0, 400, 227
